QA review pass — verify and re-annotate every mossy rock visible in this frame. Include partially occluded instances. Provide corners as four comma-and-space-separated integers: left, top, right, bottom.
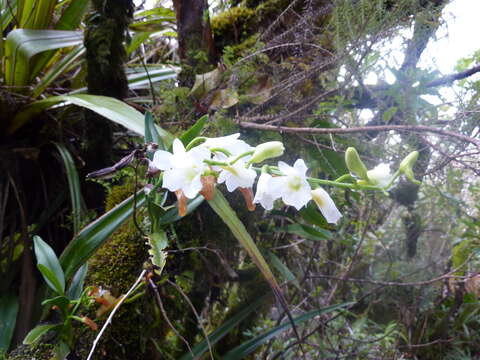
6, 343, 54, 360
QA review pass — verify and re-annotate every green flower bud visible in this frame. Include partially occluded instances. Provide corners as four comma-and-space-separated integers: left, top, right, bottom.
399, 151, 421, 185
345, 147, 368, 180
248, 141, 285, 164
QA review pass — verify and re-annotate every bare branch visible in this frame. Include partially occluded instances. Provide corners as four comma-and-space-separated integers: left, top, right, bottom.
238, 121, 480, 149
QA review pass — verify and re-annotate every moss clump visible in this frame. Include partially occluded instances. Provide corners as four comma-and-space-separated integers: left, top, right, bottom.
6, 343, 54, 360
211, 6, 255, 37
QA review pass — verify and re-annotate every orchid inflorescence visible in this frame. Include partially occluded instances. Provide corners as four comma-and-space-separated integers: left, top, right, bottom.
146, 133, 342, 224
144, 133, 420, 225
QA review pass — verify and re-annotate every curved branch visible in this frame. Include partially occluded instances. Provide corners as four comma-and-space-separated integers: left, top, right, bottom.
238, 121, 480, 149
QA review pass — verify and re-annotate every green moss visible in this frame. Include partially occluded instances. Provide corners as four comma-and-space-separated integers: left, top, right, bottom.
211, 6, 255, 36
6, 343, 54, 360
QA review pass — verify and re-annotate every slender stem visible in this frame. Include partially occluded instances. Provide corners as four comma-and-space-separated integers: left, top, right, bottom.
334, 173, 355, 183
210, 147, 231, 157
185, 137, 207, 151
229, 150, 254, 165
204, 159, 229, 167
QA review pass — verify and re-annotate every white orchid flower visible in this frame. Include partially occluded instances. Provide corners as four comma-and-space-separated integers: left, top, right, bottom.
152, 139, 210, 198
311, 187, 342, 224
217, 159, 257, 192
202, 133, 253, 157
253, 172, 277, 210
269, 159, 312, 210
367, 163, 391, 188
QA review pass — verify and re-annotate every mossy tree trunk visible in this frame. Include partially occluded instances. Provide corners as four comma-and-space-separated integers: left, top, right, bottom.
82, 0, 134, 210
173, 0, 217, 87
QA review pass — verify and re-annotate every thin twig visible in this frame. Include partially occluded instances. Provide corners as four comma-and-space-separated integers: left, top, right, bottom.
148, 278, 194, 357
166, 279, 214, 360
87, 270, 147, 360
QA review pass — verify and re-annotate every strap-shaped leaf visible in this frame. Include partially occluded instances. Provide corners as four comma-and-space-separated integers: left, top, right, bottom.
11, 94, 174, 147
0, 294, 19, 353
180, 295, 268, 360
179, 114, 208, 145
66, 263, 88, 300
33, 236, 65, 294
54, 143, 84, 234
4, 29, 83, 86
223, 302, 352, 359
60, 191, 146, 279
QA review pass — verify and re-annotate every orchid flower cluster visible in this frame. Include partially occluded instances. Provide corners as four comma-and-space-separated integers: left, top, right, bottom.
148, 134, 343, 224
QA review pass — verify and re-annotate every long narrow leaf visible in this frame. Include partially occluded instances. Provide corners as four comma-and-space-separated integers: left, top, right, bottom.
69, 67, 178, 94
0, 294, 19, 353
223, 303, 351, 359
32, 45, 85, 98
207, 190, 301, 342
4, 29, 83, 86
11, 94, 174, 147
207, 190, 278, 288
60, 190, 146, 279
54, 143, 83, 234
55, 0, 90, 30
180, 295, 268, 360
179, 114, 208, 145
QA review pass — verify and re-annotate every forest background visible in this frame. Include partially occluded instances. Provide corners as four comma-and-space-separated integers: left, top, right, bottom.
0, 0, 479, 359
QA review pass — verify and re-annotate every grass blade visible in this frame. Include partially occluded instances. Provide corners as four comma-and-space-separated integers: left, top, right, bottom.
180, 295, 268, 360
223, 302, 352, 359
54, 142, 84, 234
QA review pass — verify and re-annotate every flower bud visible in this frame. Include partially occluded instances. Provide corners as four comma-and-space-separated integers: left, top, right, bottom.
399, 151, 421, 185
248, 141, 285, 164
311, 188, 342, 224
345, 147, 368, 180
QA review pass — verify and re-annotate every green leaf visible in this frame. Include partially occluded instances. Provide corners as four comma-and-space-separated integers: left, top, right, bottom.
31, 45, 85, 98
11, 94, 174, 146
53, 340, 70, 360
33, 236, 65, 294
37, 264, 65, 295
207, 190, 288, 314
144, 111, 163, 148
4, 29, 83, 86
55, 0, 90, 30
382, 106, 398, 123
41, 295, 71, 314
17, 0, 57, 29
223, 303, 351, 359
66, 263, 88, 300
179, 115, 208, 146
265, 250, 301, 290
23, 324, 62, 345
54, 143, 84, 234
128, 67, 177, 90
157, 196, 204, 226
180, 295, 268, 360
284, 223, 332, 241
148, 232, 168, 275
60, 190, 146, 279
0, 294, 19, 353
